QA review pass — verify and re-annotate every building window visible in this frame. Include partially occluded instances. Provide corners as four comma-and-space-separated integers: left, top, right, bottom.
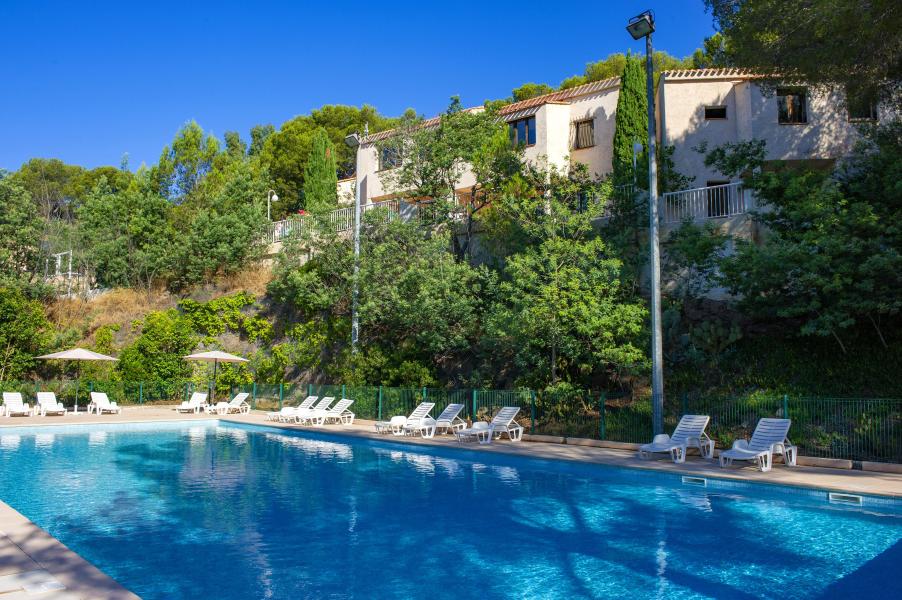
704, 105, 727, 120
509, 116, 536, 146
847, 86, 878, 121
379, 146, 402, 170
573, 119, 594, 149
705, 180, 731, 218
777, 88, 808, 124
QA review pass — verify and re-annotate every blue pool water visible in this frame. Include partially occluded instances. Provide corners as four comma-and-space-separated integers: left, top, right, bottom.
0, 421, 899, 599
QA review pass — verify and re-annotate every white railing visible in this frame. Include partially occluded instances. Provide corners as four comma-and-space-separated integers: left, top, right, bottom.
265, 199, 405, 244
660, 182, 749, 225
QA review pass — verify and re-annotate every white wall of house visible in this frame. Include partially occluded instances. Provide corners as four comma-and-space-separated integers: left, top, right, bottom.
660, 73, 879, 187
348, 80, 622, 205
337, 177, 356, 206
568, 88, 619, 178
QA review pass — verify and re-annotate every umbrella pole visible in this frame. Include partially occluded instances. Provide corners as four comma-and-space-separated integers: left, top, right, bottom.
74, 363, 79, 415
212, 360, 218, 403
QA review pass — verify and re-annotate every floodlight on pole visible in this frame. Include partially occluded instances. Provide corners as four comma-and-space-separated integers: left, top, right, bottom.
626, 9, 665, 436
626, 10, 655, 40
267, 189, 279, 221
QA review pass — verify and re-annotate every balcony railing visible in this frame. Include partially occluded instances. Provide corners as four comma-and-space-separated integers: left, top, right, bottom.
660, 182, 750, 225
266, 183, 753, 246
265, 199, 406, 244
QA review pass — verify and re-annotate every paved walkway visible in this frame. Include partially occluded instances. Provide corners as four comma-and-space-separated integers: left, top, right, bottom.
0, 405, 899, 598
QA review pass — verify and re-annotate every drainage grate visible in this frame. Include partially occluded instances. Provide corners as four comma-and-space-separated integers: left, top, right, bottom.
828, 492, 864, 506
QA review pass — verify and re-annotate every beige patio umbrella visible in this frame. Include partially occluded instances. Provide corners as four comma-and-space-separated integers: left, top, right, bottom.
36, 348, 118, 414
183, 350, 249, 403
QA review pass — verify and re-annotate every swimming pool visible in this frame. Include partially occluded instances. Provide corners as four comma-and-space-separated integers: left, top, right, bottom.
0, 421, 899, 599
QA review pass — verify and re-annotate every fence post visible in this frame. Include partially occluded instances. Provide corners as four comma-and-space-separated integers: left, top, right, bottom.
342, 384, 346, 399
472, 389, 478, 421
139, 382, 143, 405
783, 394, 789, 419
422, 387, 427, 402
252, 382, 257, 409
308, 382, 313, 398
378, 386, 383, 420
599, 392, 606, 440
530, 389, 536, 434
279, 383, 284, 410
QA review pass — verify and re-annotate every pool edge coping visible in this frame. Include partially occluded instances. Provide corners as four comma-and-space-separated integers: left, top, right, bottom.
219, 415, 902, 501
0, 500, 140, 600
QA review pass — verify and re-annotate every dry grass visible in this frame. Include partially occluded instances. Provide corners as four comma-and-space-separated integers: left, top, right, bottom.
47, 265, 274, 346
215, 266, 273, 297
48, 287, 177, 342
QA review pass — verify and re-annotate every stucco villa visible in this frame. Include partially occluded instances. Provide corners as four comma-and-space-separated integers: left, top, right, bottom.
337, 68, 887, 222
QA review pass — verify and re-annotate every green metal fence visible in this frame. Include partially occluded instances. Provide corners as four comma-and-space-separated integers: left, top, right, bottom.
1, 380, 899, 463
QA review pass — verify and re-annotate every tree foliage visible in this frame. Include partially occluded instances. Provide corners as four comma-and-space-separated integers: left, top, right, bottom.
302, 128, 338, 213
706, 124, 902, 352
155, 121, 220, 200
0, 287, 50, 380
0, 173, 46, 295
484, 164, 647, 386
117, 309, 198, 382
706, 0, 902, 104
612, 53, 648, 186
261, 105, 398, 217
77, 178, 173, 289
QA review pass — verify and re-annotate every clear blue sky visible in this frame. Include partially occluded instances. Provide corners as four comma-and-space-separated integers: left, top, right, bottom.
0, 1, 715, 171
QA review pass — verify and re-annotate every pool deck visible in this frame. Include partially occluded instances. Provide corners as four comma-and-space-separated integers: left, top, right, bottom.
0, 405, 900, 598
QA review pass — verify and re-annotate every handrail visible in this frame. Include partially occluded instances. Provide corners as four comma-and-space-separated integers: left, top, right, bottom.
660, 182, 749, 225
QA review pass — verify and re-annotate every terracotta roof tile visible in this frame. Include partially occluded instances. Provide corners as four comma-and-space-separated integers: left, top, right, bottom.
498, 77, 620, 114
362, 77, 620, 144
661, 68, 770, 80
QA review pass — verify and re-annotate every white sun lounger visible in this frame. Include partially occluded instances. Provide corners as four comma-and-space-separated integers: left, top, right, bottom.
299, 398, 355, 426
2, 392, 32, 417
210, 392, 251, 415
404, 403, 466, 438
35, 392, 67, 416
176, 392, 208, 414
266, 395, 317, 421
719, 418, 797, 472
375, 402, 434, 435
434, 403, 466, 435
88, 392, 122, 414
457, 407, 523, 444
638, 414, 713, 463
291, 396, 336, 423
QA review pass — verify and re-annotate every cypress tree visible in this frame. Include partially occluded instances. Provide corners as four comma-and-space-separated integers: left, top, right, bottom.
302, 128, 338, 214
612, 53, 648, 187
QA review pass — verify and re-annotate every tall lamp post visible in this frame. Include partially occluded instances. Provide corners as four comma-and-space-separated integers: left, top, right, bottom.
267, 189, 279, 221
627, 10, 664, 435
344, 132, 362, 352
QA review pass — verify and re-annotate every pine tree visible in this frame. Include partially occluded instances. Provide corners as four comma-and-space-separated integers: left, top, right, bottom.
612, 53, 648, 187
302, 128, 338, 214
